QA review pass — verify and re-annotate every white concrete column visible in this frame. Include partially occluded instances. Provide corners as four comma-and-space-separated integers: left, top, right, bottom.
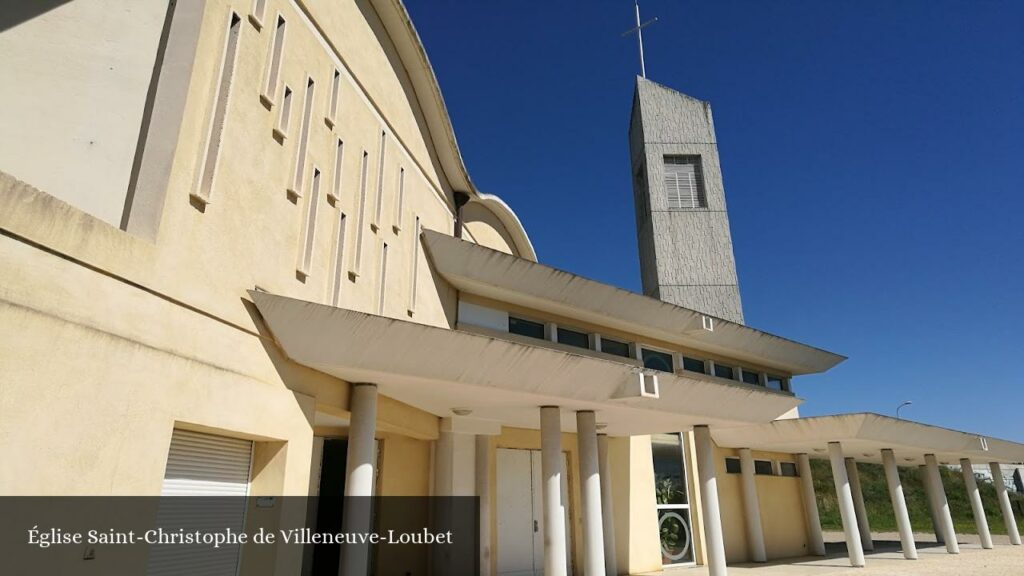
881, 449, 917, 560
845, 458, 874, 552
540, 406, 568, 576
341, 383, 378, 576
990, 462, 1023, 545
959, 459, 992, 550
920, 465, 944, 544
597, 434, 617, 576
434, 429, 478, 497
738, 448, 767, 562
477, 435, 493, 576
796, 454, 826, 556
344, 383, 378, 497
576, 411, 606, 575
828, 442, 865, 567
693, 425, 727, 576
924, 454, 959, 554
435, 430, 454, 497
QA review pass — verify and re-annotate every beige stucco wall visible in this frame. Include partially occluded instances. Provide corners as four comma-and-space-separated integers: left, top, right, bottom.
0, 0, 169, 226
0, 0, 460, 523
708, 446, 811, 563
608, 435, 663, 575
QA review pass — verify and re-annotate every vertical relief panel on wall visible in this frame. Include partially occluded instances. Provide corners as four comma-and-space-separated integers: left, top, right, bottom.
378, 241, 389, 315
249, 0, 267, 29
408, 215, 420, 315
393, 167, 405, 233
372, 130, 387, 230
326, 69, 341, 128
297, 168, 322, 278
352, 150, 369, 277
273, 85, 292, 140
329, 138, 343, 203
260, 15, 286, 107
191, 12, 242, 205
331, 212, 348, 306
288, 77, 316, 199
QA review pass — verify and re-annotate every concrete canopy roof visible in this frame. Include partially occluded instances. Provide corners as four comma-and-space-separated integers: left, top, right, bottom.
250, 292, 803, 436
421, 230, 845, 376
711, 413, 1024, 467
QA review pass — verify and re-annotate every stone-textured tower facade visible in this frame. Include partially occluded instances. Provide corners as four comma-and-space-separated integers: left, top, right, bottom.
629, 77, 744, 324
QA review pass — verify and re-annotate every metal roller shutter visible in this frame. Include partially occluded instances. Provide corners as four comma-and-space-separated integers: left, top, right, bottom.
147, 429, 253, 576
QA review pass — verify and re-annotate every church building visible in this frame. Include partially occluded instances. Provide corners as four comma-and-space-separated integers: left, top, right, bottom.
0, 1, 1020, 575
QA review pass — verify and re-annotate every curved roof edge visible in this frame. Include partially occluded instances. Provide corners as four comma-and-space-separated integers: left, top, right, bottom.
473, 193, 537, 261
373, 0, 537, 261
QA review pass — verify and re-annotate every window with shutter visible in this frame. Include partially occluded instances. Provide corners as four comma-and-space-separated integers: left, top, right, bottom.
663, 156, 706, 209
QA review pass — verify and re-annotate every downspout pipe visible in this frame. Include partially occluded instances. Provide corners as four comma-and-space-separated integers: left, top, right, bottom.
453, 191, 470, 238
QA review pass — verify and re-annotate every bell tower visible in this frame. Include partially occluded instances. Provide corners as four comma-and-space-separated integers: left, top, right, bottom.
629, 77, 744, 323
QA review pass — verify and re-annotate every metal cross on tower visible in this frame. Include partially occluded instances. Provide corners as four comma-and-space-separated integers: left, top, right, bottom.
621, 0, 658, 78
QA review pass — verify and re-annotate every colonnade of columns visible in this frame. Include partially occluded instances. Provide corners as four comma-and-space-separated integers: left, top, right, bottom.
339, 388, 622, 575
536, 406, 618, 576
806, 442, 1022, 569
339, 386, 1022, 576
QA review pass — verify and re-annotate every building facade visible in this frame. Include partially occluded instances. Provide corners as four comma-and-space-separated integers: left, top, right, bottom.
1, 2, 1021, 576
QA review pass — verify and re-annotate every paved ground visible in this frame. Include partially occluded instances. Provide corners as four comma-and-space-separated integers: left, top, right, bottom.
636, 532, 1024, 575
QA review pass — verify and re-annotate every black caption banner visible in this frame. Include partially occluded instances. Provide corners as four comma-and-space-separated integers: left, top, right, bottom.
1, 496, 479, 575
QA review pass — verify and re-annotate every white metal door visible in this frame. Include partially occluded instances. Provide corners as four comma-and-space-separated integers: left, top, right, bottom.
148, 429, 253, 576
496, 448, 572, 576
497, 448, 535, 576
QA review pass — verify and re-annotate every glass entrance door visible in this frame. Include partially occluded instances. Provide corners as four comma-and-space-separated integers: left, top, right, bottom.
652, 433, 695, 566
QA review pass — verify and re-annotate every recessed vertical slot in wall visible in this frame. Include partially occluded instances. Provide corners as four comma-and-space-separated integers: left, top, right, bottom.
393, 167, 405, 233
273, 85, 292, 140
287, 76, 315, 199
372, 130, 386, 230
377, 241, 389, 315
260, 15, 286, 107
297, 167, 321, 278
329, 138, 343, 203
326, 69, 340, 128
191, 12, 242, 206
408, 215, 420, 315
249, 0, 267, 29
351, 150, 369, 277
330, 212, 347, 306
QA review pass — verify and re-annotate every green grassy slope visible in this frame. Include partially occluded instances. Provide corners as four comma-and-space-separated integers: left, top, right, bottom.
809, 459, 1024, 536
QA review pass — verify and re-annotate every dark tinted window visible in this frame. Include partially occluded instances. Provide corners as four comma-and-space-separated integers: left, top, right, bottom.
741, 369, 761, 385
779, 462, 799, 477
508, 317, 545, 339
725, 458, 741, 474
754, 460, 774, 475
682, 356, 706, 373
600, 337, 631, 358
642, 349, 674, 372
766, 375, 786, 391
652, 434, 688, 504
557, 327, 590, 349
714, 363, 735, 380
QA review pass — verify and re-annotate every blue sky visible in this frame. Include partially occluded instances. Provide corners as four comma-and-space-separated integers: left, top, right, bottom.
406, 1, 1024, 441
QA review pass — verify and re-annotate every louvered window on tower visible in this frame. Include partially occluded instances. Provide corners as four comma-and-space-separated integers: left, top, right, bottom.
664, 156, 706, 209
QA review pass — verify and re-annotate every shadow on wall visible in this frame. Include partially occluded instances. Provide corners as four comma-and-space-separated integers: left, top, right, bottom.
242, 295, 349, 419
0, 0, 74, 32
